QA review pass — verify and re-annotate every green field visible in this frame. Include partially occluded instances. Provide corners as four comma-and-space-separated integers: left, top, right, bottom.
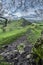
0, 19, 43, 46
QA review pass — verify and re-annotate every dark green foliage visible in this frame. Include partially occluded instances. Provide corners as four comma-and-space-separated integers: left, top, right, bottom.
39, 24, 43, 26
0, 17, 7, 27
33, 31, 43, 65
0, 17, 7, 32
1, 26, 6, 32
41, 30, 43, 35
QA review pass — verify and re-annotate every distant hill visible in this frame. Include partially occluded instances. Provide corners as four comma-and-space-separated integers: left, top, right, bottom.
18, 18, 32, 27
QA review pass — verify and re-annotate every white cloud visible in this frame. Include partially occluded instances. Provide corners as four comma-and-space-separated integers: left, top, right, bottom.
14, 12, 22, 17
22, 11, 35, 16
4, 14, 8, 17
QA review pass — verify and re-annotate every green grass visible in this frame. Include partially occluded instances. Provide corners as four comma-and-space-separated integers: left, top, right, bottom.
27, 28, 41, 44
0, 26, 29, 46
0, 19, 43, 47
27, 23, 43, 44
0, 62, 12, 65
0, 19, 43, 65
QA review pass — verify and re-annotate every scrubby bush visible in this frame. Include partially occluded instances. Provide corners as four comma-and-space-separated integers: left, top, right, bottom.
33, 31, 43, 65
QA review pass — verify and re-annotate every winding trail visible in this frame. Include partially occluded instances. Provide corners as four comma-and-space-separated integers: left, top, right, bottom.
0, 35, 32, 55
0, 35, 33, 65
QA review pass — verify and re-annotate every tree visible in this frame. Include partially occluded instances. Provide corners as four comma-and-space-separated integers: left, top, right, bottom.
0, 17, 7, 32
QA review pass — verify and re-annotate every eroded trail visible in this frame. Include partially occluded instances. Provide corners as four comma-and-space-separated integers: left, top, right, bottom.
0, 35, 32, 54
0, 35, 33, 65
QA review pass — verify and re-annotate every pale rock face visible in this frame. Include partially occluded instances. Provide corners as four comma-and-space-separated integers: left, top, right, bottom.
1, 0, 43, 20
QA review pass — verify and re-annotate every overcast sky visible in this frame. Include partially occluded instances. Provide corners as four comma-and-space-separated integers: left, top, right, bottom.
1, 0, 43, 20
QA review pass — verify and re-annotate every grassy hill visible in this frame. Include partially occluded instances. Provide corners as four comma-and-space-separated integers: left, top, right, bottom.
0, 18, 43, 46
0, 18, 43, 65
